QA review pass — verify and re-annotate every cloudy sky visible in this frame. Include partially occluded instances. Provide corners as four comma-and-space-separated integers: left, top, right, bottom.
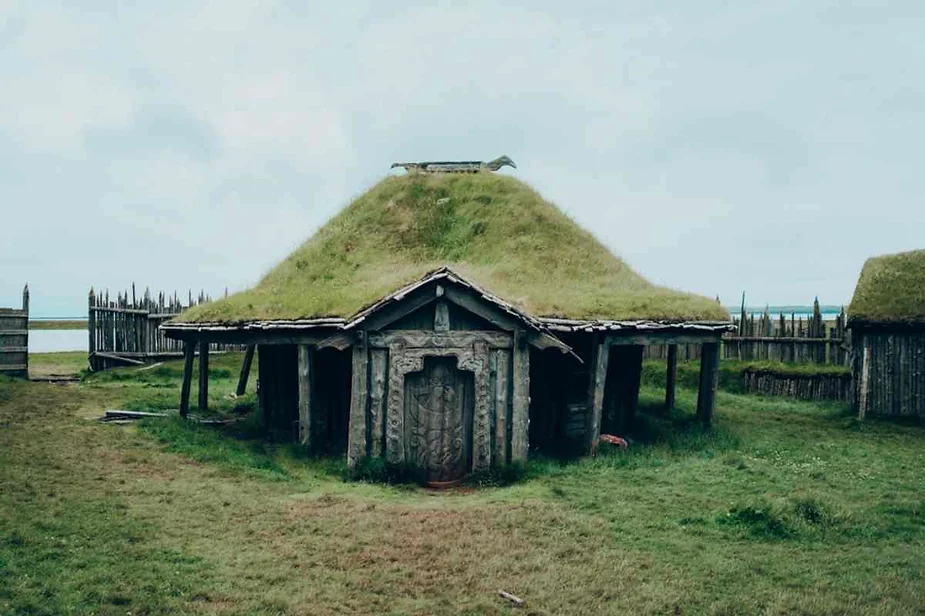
1, 1, 923, 317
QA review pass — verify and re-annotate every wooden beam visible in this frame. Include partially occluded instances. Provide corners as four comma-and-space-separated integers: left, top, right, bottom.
696, 342, 720, 426
346, 333, 370, 468
236, 345, 256, 395
665, 344, 678, 412
609, 333, 724, 346
198, 340, 209, 412
368, 330, 511, 349
297, 345, 312, 447
162, 329, 333, 346
179, 342, 195, 418
586, 335, 610, 455
356, 291, 436, 331
510, 331, 530, 463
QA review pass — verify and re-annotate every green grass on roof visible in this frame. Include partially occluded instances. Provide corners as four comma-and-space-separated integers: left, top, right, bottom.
179, 173, 729, 324
849, 249, 925, 324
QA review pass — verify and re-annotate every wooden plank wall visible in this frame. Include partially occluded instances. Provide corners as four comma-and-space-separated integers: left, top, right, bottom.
88, 285, 243, 371
644, 300, 849, 366
743, 369, 852, 402
0, 285, 29, 377
853, 331, 925, 419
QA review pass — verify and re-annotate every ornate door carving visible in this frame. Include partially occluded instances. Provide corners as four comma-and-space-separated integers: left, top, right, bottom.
404, 357, 474, 483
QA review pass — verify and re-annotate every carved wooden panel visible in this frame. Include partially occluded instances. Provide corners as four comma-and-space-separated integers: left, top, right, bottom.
369, 330, 511, 349
385, 341, 491, 473
404, 357, 473, 482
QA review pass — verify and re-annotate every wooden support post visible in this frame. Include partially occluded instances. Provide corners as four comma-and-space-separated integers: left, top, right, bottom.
347, 333, 369, 469
297, 345, 313, 447
665, 344, 678, 412
236, 344, 256, 395
587, 335, 610, 455
696, 342, 720, 426
511, 330, 531, 463
179, 342, 195, 418
198, 340, 209, 412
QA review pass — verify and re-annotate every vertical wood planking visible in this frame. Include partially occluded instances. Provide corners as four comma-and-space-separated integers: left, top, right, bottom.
510, 331, 530, 463
297, 345, 313, 447
493, 348, 510, 466
586, 335, 610, 455
368, 348, 388, 457
347, 335, 370, 468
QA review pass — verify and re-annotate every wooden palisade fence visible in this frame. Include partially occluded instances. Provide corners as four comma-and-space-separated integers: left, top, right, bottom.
0, 285, 29, 377
89, 285, 242, 371
645, 297, 849, 367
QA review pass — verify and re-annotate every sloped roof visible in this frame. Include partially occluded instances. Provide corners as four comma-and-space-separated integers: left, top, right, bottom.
176, 173, 729, 325
849, 249, 925, 325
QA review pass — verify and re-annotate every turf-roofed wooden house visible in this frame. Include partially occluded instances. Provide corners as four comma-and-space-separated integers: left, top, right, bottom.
848, 249, 925, 420
163, 173, 731, 484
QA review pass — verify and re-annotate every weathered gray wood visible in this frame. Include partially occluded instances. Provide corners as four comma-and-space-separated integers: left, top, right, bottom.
347, 334, 370, 468
510, 331, 530, 463
665, 344, 678, 412
297, 345, 313, 446
493, 349, 510, 466
198, 340, 209, 412
91, 351, 145, 366
368, 348, 388, 457
586, 336, 609, 454
434, 299, 450, 332
236, 344, 256, 395
179, 342, 195, 418
88, 289, 96, 367
368, 330, 511, 349
609, 333, 724, 346
356, 289, 437, 332
696, 342, 720, 426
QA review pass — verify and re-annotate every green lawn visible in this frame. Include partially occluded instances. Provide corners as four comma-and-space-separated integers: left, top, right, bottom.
29, 320, 87, 330
1, 353, 922, 615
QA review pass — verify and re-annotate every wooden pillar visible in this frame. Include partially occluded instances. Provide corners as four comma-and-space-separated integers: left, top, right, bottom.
347, 333, 369, 469
297, 345, 313, 447
236, 344, 256, 395
179, 341, 195, 418
511, 330, 531, 463
665, 344, 678, 412
696, 342, 720, 426
587, 335, 610, 455
198, 340, 209, 412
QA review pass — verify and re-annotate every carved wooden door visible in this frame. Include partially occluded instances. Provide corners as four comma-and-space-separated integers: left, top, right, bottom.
404, 356, 474, 484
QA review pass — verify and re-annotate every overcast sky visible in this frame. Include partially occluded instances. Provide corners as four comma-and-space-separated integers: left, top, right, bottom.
2, 1, 923, 317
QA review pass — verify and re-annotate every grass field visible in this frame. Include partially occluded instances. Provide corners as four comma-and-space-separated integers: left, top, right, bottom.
29, 320, 87, 330
1, 352, 923, 615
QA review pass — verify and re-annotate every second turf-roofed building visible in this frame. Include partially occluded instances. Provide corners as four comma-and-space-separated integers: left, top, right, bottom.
163, 172, 732, 485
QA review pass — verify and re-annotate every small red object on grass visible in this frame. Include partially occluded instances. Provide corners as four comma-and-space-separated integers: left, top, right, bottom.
599, 434, 629, 448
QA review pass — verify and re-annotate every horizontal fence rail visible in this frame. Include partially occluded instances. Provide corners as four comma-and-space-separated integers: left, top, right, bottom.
645, 298, 849, 367
89, 285, 242, 371
0, 285, 29, 377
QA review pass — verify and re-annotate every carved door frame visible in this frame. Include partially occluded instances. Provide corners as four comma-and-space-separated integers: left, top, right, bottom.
384, 340, 492, 472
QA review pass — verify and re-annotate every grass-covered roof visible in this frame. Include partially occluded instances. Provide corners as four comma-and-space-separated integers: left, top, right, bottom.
178, 173, 729, 324
849, 249, 925, 324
